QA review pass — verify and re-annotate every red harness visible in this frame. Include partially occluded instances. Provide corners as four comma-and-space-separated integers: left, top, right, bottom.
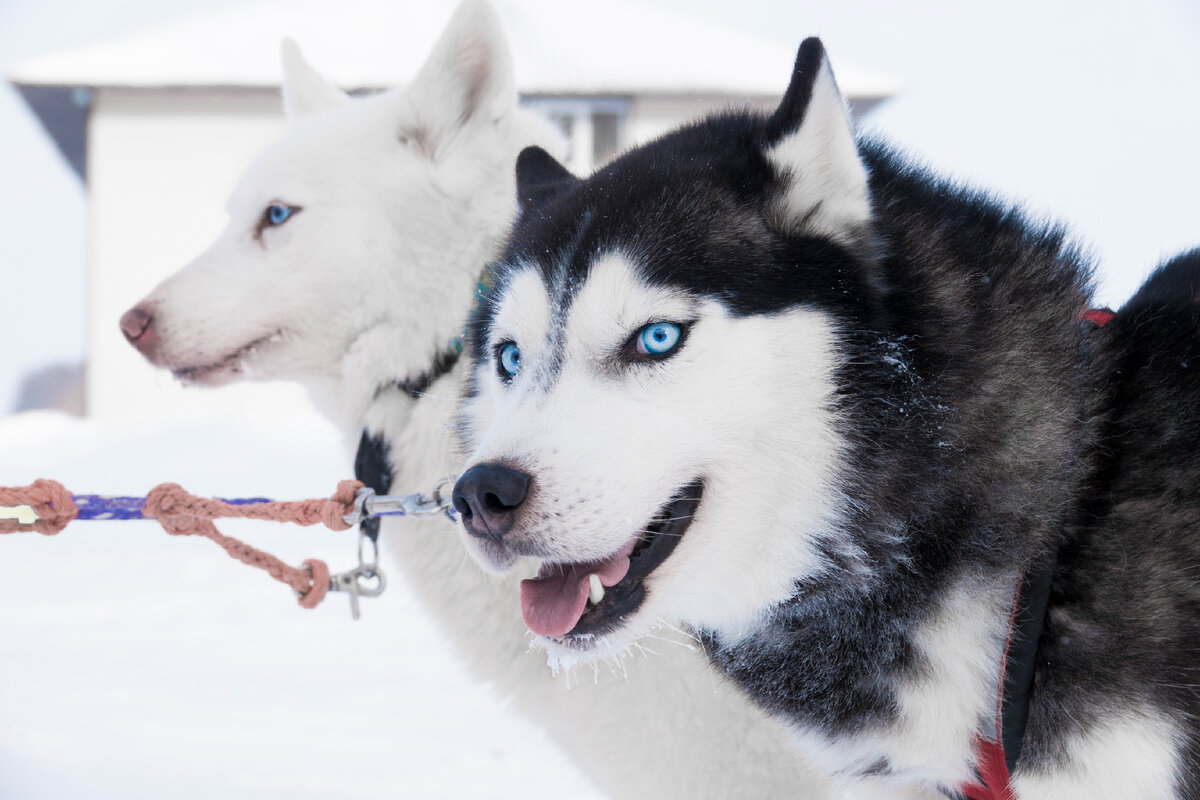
959, 580, 1024, 800
956, 308, 1113, 800
962, 739, 1019, 800
1080, 309, 1115, 327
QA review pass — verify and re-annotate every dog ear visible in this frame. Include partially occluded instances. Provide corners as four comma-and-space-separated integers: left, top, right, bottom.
280, 39, 349, 117
404, 0, 516, 155
1121, 248, 1200, 312
764, 38, 871, 244
516, 147, 578, 210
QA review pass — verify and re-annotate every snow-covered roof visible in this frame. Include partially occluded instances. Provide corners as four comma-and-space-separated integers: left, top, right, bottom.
9, 0, 899, 99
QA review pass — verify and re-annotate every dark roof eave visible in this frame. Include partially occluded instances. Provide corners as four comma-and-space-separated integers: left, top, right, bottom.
14, 84, 88, 182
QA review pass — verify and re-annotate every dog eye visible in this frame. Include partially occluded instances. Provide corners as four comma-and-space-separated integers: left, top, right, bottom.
264, 203, 297, 226
635, 322, 684, 358
497, 342, 522, 381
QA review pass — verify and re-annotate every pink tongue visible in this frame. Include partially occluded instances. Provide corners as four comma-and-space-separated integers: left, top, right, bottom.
520, 539, 637, 637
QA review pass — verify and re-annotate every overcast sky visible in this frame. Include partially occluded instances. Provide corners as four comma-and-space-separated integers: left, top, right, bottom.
1, 0, 1198, 414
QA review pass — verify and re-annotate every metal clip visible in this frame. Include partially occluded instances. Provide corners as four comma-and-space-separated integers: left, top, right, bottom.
435, 476, 458, 521
328, 563, 387, 620
343, 487, 376, 527
327, 477, 457, 620
324, 524, 388, 620
342, 478, 458, 526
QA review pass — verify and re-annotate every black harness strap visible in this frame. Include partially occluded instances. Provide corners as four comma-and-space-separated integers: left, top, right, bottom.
999, 556, 1055, 771
996, 309, 1114, 776
354, 342, 462, 541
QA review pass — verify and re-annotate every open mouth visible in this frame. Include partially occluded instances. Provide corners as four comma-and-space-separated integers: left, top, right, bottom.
170, 330, 284, 384
520, 479, 703, 641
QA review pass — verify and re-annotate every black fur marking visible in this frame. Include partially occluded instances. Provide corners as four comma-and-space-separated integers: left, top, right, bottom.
380, 346, 460, 400
857, 758, 892, 778
480, 114, 873, 334
353, 431, 394, 543
516, 146, 579, 210
1122, 248, 1200, 310
461, 36, 1200, 790
764, 37, 826, 142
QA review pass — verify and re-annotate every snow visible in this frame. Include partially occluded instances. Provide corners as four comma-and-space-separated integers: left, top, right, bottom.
0, 409, 603, 800
8, 0, 898, 100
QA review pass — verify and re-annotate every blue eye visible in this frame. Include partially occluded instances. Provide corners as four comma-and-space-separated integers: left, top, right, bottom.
636, 322, 683, 357
266, 204, 295, 226
498, 342, 521, 380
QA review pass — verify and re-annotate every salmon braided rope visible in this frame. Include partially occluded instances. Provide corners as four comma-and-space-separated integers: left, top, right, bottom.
0, 479, 77, 535
1, 478, 364, 609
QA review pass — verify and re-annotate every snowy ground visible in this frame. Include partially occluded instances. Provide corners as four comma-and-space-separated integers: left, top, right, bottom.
0, 410, 603, 799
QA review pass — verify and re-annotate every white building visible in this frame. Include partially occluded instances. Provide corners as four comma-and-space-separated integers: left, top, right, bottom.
10, 0, 897, 421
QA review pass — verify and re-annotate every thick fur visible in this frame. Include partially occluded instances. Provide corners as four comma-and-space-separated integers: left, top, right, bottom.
120, 5, 842, 799
456, 36, 1200, 798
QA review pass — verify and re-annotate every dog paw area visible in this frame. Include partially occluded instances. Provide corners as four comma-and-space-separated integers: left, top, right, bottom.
0, 410, 604, 800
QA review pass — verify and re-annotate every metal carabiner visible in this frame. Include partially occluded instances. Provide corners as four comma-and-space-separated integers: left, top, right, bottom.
342, 487, 376, 527
327, 476, 458, 619
328, 563, 388, 620
343, 477, 459, 524
357, 526, 380, 574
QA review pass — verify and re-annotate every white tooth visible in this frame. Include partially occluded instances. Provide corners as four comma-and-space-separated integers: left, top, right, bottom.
588, 573, 605, 605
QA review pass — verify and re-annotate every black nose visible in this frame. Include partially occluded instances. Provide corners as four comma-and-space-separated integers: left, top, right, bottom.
452, 462, 531, 544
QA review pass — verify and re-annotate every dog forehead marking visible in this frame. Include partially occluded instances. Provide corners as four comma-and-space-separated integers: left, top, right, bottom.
490, 264, 563, 390
562, 253, 696, 359
492, 265, 552, 347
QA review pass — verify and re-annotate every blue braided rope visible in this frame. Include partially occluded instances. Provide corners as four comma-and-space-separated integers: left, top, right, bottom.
71, 495, 273, 521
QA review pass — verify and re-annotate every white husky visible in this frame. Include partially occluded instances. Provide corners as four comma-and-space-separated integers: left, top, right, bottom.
118, 3, 845, 798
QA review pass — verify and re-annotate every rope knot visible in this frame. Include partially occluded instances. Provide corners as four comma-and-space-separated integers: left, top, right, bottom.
0, 479, 78, 535
298, 559, 331, 609
323, 480, 364, 532
142, 483, 200, 532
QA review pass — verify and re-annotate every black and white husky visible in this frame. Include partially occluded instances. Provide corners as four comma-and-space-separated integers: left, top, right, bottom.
454, 37, 1200, 799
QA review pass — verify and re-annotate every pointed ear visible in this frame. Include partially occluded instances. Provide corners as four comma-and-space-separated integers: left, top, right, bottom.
516, 147, 578, 210
404, 0, 515, 154
764, 38, 871, 245
280, 39, 349, 117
